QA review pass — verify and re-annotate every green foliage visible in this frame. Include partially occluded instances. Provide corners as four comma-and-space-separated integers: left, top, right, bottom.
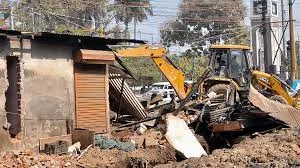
121, 57, 163, 86
114, 0, 153, 38
160, 0, 250, 54
121, 52, 208, 86
12, 0, 118, 35
169, 52, 209, 81
114, 0, 153, 23
0, 0, 10, 8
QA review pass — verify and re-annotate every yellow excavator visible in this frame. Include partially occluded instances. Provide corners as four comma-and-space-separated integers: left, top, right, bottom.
113, 44, 300, 133
113, 44, 300, 108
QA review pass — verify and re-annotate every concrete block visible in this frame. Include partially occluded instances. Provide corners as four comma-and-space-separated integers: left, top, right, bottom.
39, 134, 72, 151
72, 129, 95, 149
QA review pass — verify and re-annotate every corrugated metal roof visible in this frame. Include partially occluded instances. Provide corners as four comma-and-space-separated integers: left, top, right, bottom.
0, 29, 146, 45
0, 29, 22, 35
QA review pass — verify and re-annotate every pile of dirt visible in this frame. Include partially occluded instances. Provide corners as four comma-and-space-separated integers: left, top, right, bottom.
156, 128, 300, 168
0, 129, 176, 168
1, 128, 299, 168
77, 145, 176, 168
0, 150, 73, 167
0, 146, 176, 168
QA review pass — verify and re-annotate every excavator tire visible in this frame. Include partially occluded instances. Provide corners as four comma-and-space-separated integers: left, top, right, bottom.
269, 95, 288, 104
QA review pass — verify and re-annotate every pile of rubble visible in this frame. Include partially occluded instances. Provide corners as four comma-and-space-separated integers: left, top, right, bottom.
0, 127, 299, 168
157, 127, 300, 168
0, 151, 72, 168
0, 129, 177, 168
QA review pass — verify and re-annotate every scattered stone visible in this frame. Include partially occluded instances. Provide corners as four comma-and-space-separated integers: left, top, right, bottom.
64, 162, 71, 167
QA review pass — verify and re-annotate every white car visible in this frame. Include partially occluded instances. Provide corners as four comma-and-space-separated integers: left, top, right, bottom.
138, 82, 175, 105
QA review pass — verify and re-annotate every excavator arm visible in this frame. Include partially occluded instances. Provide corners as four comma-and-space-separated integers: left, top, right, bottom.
113, 45, 189, 100
251, 70, 295, 105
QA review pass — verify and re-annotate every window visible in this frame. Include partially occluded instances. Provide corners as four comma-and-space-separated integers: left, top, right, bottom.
246, 51, 253, 68
230, 50, 247, 77
272, 1, 278, 15
253, 0, 262, 15
0, 13, 4, 19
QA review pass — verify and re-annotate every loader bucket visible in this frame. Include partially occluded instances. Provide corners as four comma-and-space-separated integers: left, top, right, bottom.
249, 84, 300, 127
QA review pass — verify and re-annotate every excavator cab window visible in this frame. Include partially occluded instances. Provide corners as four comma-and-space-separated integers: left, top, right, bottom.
210, 47, 251, 87
210, 49, 229, 76
230, 50, 247, 77
229, 49, 251, 87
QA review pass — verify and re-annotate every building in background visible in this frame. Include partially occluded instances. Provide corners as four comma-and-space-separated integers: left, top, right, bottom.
250, 0, 287, 77
0, 8, 10, 29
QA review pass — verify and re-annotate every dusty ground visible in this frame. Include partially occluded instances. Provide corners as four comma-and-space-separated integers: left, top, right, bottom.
156, 128, 300, 168
0, 128, 299, 168
0, 129, 176, 168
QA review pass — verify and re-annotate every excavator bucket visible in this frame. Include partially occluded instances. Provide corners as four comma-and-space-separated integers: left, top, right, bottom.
248, 84, 300, 127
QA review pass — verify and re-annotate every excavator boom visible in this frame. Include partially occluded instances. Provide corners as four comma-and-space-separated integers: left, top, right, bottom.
114, 45, 189, 100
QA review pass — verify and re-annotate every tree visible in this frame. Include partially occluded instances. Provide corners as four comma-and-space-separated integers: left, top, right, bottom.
12, 0, 117, 36
161, 0, 249, 55
114, 0, 153, 39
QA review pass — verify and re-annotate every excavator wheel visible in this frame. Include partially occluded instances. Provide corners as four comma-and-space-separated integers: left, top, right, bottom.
269, 95, 288, 104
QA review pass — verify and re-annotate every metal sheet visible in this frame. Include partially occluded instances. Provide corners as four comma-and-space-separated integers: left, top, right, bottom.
109, 74, 147, 119
249, 84, 300, 127
75, 64, 109, 133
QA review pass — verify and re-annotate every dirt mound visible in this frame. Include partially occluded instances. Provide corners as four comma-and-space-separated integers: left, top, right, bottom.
76, 145, 176, 168
1, 128, 299, 168
156, 128, 300, 168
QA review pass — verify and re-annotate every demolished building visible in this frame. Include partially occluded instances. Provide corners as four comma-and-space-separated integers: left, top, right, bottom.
0, 29, 146, 152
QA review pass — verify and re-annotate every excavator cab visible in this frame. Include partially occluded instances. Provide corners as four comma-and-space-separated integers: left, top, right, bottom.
203, 45, 252, 99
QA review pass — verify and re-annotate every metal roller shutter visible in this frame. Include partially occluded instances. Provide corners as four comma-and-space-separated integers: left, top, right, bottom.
74, 64, 109, 133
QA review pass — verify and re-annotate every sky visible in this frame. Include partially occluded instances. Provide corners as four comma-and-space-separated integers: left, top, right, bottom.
133, 0, 300, 44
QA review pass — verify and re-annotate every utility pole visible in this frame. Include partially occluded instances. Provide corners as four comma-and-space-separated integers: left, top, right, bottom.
9, 1, 14, 30
289, 0, 297, 80
262, 0, 270, 73
281, 0, 288, 79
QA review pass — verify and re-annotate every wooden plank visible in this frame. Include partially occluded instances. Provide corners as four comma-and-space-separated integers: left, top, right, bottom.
76, 114, 107, 119
76, 95, 106, 98
76, 123, 108, 128
80, 50, 115, 61
77, 119, 107, 125
76, 109, 106, 113
81, 60, 115, 65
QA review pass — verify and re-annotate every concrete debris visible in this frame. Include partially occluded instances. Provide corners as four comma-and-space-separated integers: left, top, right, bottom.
157, 127, 300, 168
136, 123, 147, 135
165, 114, 207, 158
